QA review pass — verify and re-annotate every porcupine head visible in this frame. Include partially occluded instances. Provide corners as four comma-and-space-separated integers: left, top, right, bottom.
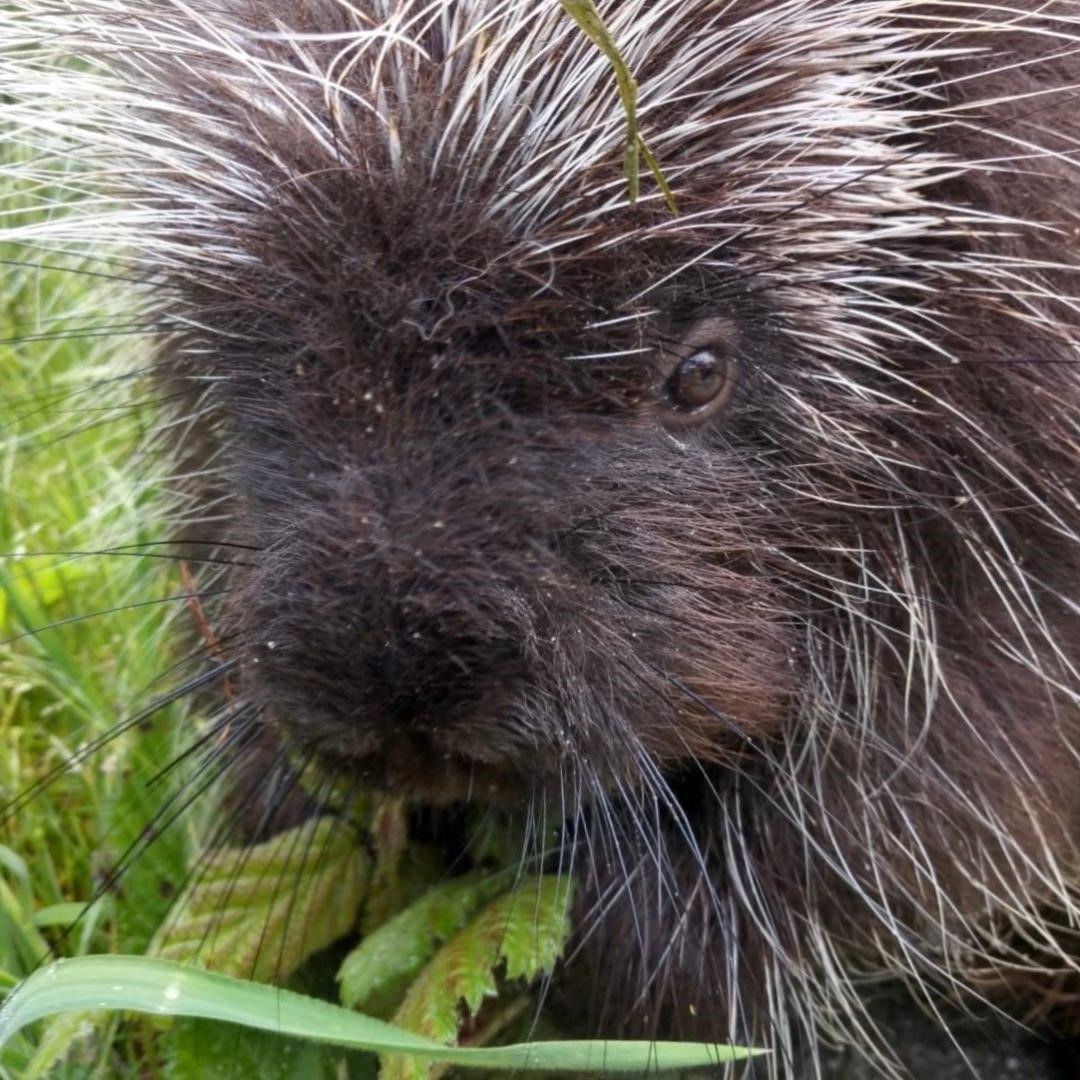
8, 0, 1080, 1070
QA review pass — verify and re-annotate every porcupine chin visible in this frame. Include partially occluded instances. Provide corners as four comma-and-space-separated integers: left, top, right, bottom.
4, 0, 1080, 1076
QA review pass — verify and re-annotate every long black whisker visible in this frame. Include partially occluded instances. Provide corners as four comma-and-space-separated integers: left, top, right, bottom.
43, 714, 262, 963
0, 660, 238, 823
144, 632, 244, 692
145, 705, 252, 791
0, 588, 234, 647
0, 548, 253, 568
0, 255, 151, 286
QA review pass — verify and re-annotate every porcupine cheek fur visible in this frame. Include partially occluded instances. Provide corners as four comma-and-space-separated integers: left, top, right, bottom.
226, 349, 794, 803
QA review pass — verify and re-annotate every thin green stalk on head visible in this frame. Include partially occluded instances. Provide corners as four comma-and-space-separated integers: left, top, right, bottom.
559, 0, 679, 214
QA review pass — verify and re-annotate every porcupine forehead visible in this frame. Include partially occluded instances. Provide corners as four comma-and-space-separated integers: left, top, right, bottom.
20, 0, 960, 347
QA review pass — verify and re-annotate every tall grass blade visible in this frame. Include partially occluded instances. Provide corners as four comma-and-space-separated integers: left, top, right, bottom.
0, 954, 759, 1073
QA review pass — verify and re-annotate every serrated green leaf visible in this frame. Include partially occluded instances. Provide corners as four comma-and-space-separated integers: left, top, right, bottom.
381, 876, 573, 1080
340, 873, 508, 1019
152, 817, 369, 984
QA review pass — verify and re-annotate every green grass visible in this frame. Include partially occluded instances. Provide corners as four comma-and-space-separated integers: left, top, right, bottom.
0, 136, 197, 1076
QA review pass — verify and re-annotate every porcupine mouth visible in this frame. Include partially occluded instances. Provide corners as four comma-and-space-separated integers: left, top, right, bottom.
269, 684, 549, 806
346, 737, 522, 804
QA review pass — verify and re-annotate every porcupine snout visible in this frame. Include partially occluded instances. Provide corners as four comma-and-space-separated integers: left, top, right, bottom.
229, 377, 617, 801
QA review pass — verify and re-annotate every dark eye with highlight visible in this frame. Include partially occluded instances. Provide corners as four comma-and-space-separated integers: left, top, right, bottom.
659, 346, 735, 425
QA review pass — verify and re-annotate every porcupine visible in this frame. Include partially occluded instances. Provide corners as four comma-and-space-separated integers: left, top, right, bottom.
2, 0, 1080, 1076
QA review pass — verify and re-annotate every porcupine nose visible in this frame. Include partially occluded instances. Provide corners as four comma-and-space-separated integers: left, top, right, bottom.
352, 575, 501, 722
244, 469, 535, 764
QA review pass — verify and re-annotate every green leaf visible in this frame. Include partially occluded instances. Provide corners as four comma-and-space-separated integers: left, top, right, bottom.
0, 954, 757, 1072
0, 877, 48, 977
19, 1009, 97, 1080
382, 876, 573, 1079
32, 901, 95, 929
152, 817, 369, 984
339, 873, 508, 1019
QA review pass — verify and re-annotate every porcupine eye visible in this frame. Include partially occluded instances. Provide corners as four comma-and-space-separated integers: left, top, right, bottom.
667, 350, 726, 405
659, 345, 735, 425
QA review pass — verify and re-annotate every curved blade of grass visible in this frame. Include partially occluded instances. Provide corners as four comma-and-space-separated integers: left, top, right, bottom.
0, 955, 759, 1072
